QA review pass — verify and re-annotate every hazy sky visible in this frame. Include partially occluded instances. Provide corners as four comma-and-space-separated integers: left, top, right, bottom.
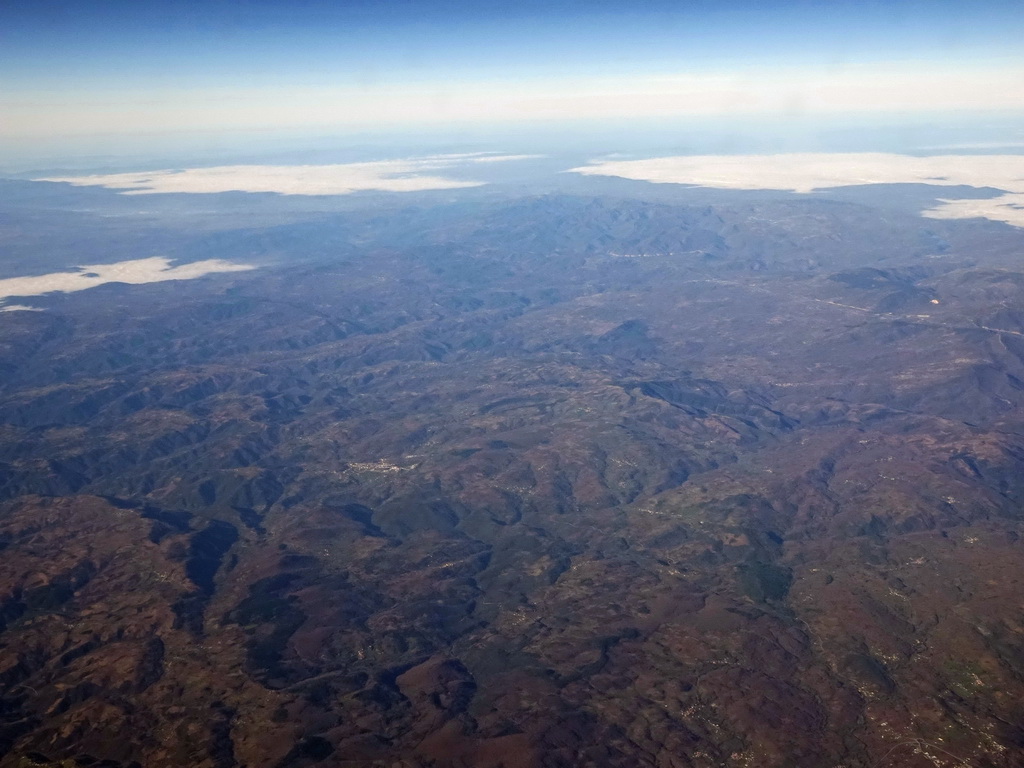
2, 0, 1023, 153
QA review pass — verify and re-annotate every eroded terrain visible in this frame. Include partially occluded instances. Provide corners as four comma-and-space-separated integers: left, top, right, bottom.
2, 186, 1024, 767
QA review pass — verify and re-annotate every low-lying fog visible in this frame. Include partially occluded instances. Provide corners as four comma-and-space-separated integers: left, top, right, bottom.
37, 154, 539, 196
0, 257, 254, 311
571, 153, 1024, 227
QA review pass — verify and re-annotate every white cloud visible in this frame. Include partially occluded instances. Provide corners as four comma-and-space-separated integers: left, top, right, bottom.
923, 193, 1024, 228
468, 154, 545, 163
37, 154, 537, 196
570, 152, 1024, 227
0, 257, 254, 310
915, 142, 1024, 151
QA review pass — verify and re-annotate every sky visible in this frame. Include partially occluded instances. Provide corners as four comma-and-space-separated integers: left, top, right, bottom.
2, 0, 1024, 161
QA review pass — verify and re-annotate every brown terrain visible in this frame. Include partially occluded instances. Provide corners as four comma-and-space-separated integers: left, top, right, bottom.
1, 185, 1024, 767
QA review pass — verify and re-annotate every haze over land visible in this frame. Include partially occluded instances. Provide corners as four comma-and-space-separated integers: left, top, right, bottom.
6, 159, 1024, 767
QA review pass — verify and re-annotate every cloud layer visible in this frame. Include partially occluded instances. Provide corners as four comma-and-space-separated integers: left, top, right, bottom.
38, 154, 537, 196
6, 65, 1024, 142
0, 257, 254, 311
571, 153, 1024, 227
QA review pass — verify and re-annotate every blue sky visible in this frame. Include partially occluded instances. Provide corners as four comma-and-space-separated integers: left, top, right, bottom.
2, 0, 1023, 157
5, 0, 1022, 84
